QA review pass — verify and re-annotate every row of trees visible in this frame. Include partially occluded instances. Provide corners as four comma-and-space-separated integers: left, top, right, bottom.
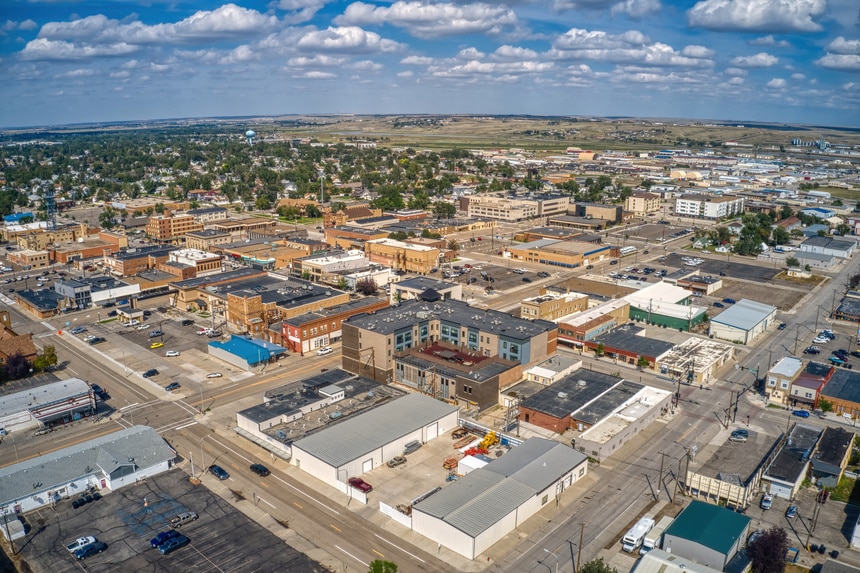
1, 345, 58, 383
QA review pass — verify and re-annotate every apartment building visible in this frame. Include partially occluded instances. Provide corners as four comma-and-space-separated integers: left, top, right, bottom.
186, 206, 228, 223
466, 196, 538, 221
624, 192, 662, 215
145, 213, 204, 243
364, 238, 440, 274
103, 246, 174, 277
674, 194, 745, 219
342, 298, 557, 383
520, 291, 589, 321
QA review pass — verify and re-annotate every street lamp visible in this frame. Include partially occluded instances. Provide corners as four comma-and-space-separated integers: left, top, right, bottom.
199, 432, 217, 470
543, 548, 558, 573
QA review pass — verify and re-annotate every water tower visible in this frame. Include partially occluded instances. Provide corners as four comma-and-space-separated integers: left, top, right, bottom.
245, 130, 256, 145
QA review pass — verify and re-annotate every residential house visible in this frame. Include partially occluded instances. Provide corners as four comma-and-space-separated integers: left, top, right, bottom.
766, 357, 803, 404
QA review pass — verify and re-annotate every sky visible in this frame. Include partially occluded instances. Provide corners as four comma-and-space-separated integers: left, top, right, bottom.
1, 0, 859, 129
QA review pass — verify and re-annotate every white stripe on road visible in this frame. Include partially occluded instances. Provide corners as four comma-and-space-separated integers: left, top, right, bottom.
174, 421, 198, 431
335, 545, 368, 568
258, 496, 276, 509
374, 534, 426, 563
120, 403, 139, 411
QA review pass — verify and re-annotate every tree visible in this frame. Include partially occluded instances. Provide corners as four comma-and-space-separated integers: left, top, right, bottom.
355, 277, 378, 295
255, 196, 271, 210
99, 206, 117, 229
277, 205, 300, 220
836, 223, 851, 236
833, 198, 844, 207
747, 526, 788, 573
771, 226, 790, 245
368, 560, 398, 573
33, 345, 58, 372
2, 353, 32, 381
447, 239, 460, 252
432, 202, 456, 219
818, 398, 834, 412
595, 342, 605, 357
580, 557, 618, 573
785, 256, 799, 268
305, 204, 322, 218
637, 356, 650, 369
779, 205, 794, 220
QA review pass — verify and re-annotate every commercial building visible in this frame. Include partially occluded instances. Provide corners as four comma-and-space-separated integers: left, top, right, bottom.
0, 315, 38, 367
342, 299, 557, 383
556, 299, 631, 347
13, 288, 67, 319
184, 229, 232, 251
291, 392, 459, 499
144, 213, 204, 243
624, 192, 662, 216
364, 238, 441, 274
520, 291, 588, 321
573, 384, 672, 462
465, 196, 538, 221
291, 250, 370, 284
762, 424, 822, 499
658, 338, 735, 386
324, 226, 388, 250
103, 245, 174, 277
280, 297, 389, 355
625, 282, 707, 332
185, 206, 228, 223
708, 299, 777, 344
789, 361, 834, 408
634, 550, 722, 573
167, 248, 222, 275
522, 351, 583, 387
0, 425, 175, 515
811, 427, 854, 488
208, 335, 286, 371
799, 236, 857, 259
53, 278, 93, 311
674, 194, 745, 219
390, 277, 462, 304
505, 239, 612, 270
585, 323, 674, 370
570, 203, 623, 224
393, 342, 522, 411
662, 501, 751, 571
819, 369, 860, 419
411, 437, 588, 560
0, 378, 96, 433
765, 356, 803, 404
833, 291, 860, 323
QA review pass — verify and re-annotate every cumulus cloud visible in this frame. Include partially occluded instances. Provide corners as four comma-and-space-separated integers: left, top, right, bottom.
728, 76, 745, 85
428, 58, 553, 78
681, 45, 715, 58
457, 47, 485, 60
815, 53, 860, 71
287, 54, 347, 66
687, 0, 826, 33
549, 28, 712, 67
400, 55, 435, 65
270, 0, 330, 24
493, 45, 538, 60
767, 78, 786, 88
335, 1, 518, 38
1, 19, 37, 34
730, 52, 778, 67
219, 45, 257, 64
397, 70, 413, 78
826, 37, 860, 55
724, 67, 747, 76
610, 0, 662, 19
749, 35, 790, 47
293, 70, 337, 79
60, 68, 95, 78
21, 38, 138, 61
296, 26, 403, 53
351, 60, 383, 71
791, 72, 805, 80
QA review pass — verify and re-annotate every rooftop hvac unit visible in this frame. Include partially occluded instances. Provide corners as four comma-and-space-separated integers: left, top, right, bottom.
558, 392, 568, 399
577, 380, 587, 387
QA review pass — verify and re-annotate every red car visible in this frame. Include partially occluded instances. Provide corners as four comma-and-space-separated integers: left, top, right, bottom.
348, 477, 373, 493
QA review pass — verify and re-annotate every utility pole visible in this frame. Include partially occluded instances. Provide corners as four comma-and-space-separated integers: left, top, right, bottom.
657, 453, 666, 501
576, 523, 585, 573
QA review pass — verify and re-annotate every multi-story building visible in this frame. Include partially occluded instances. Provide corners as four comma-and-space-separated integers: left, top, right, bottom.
789, 361, 834, 409
103, 246, 174, 277
5, 222, 89, 250
167, 248, 222, 275
324, 226, 388, 249
570, 203, 622, 224
184, 229, 232, 251
292, 250, 370, 283
364, 238, 440, 274
280, 297, 389, 354
186, 206, 228, 223
674, 194, 745, 219
520, 291, 589, 321
342, 298, 557, 383
145, 213, 204, 243
389, 277, 462, 304
556, 299, 630, 347
53, 278, 93, 310
765, 357, 803, 404
208, 217, 277, 240
8, 249, 50, 268
624, 192, 662, 216
506, 238, 611, 269
466, 196, 538, 221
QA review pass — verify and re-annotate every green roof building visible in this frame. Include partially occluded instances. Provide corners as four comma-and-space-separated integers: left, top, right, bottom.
663, 500, 751, 571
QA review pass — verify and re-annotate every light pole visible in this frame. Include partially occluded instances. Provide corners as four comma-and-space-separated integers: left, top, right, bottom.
199, 432, 217, 470
543, 548, 558, 573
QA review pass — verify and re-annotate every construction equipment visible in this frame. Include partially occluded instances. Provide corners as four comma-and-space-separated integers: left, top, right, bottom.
479, 431, 499, 450
464, 446, 489, 457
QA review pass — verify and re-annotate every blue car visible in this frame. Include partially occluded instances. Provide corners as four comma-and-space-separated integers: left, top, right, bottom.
150, 530, 180, 548
158, 534, 189, 555
208, 464, 229, 480
793, 410, 811, 418
74, 541, 107, 560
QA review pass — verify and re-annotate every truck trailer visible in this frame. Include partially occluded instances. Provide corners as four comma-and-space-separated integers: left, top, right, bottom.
622, 515, 655, 553
640, 515, 674, 555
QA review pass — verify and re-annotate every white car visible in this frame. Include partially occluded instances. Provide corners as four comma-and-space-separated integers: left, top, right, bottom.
136, 323, 150, 330
205, 372, 223, 378
197, 328, 212, 335
812, 336, 830, 344
165, 350, 180, 357
317, 347, 333, 356
126, 320, 140, 327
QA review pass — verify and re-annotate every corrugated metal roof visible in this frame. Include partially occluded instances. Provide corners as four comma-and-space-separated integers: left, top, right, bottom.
413, 439, 587, 538
665, 500, 750, 554
711, 298, 776, 331
292, 393, 458, 467
0, 378, 90, 419
0, 425, 174, 505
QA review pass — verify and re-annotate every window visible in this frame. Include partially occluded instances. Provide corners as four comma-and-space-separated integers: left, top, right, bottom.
541, 494, 549, 505
579, 467, 585, 477
805, 392, 813, 398
780, 381, 789, 389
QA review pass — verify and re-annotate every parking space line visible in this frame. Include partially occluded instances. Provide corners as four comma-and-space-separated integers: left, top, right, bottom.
174, 421, 198, 431
335, 545, 368, 567
374, 534, 426, 563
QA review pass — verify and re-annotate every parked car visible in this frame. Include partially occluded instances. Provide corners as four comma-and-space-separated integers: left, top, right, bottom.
88, 337, 106, 345
206, 372, 223, 378
169, 511, 198, 527
126, 320, 140, 327
180, 319, 195, 326
813, 336, 830, 344
713, 302, 725, 308
729, 429, 749, 443
609, 260, 618, 265
158, 534, 189, 555
537, 271, 550, 278
317, 347, 333, 356
150, 530, 180, 548
522, 277, 532, 282
66, 536, 97, 553
208, 464, 229, 480
828, 356, 845, 366
74, 541, 107, 560
786, 505, 798, 519
148, 330, 163, 338
793, 409, 811, 418
760, 494, 773, 510
387, 456, 407, 468
70, 326, 88, 334
778, 323, 787, 330
165, 350, 180, 357
150, 341, 164, 349
250, 463, 270, 477
164, 382, 181, 392
142, 368, 158, 378
722, 298, 736, 304
348, 477, 373, 493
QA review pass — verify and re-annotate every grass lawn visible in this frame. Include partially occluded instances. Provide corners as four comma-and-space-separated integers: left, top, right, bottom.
828, 475, 860, 504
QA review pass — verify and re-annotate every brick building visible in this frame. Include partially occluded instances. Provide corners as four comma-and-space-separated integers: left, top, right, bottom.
145, 213, 204, 243
280, 297, 389, 354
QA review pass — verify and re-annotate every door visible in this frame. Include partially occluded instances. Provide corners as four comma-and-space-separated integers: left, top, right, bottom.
362, 459, 373, 473
425, 422, 438, 440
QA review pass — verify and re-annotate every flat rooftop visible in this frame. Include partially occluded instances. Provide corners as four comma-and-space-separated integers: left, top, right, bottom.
765, 424, 822, 484
0, 378, 90, 419
521, 370, 623, 419
572, 380, 644, 426
592, 324, 675, 359
692, 431, 783, 488
577, 386, 671, 445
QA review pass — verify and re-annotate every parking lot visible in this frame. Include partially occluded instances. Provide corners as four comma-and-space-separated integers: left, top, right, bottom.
15, 469, 325, 573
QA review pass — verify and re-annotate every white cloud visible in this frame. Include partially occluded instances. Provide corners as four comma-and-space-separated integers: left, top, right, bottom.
287, 54, 347, 66
457, 47, 485, 60
296, 26, 403, 53
219, 45, 257, 64
110, 70, 130, 79
815, 54, 860, 71
550, 28, 712, 68
400, 55, 435, 65
610, 0, 662, 19
790, 73, 805, 80
60, 68, 95, 78
493, 45, 538, 60
767, 78, 786, 88
428, 58, 553, 78
1, 19, 37, 34
38, 5, 281, 46
21, 38, 138, 61
844, 82, 858, 91
351, 60, 383, 71
335, 1, 518, 38
396, 70, 414, 78
731, 52, 778, 67
681, 45, 715, 58
687, 0, 826, 33
121, 60, 138, 69
293, 70, 337, 79
826, 37, 860, 55
749, 35, 790, 47
724, 67, 747, 76
728, 76, 745, 85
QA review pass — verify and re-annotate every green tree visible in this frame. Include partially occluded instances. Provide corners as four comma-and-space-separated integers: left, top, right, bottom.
432, 202, 456, 219
581, 557, 618, 573
595, 342, 605, 357
833, 198, 844, 207
837, 223, 851, 236
33, 345, 58, 372
277, 205, 300, 220
98, 206, 118, 229
447, 239, 460, 252
637, 356, 650, 369
771, 226, 790, 245
818, 398, 834, 413
747, 526, 788, 573
355, 277, 378, 295
368, 560, 398, 573
779, 205, 794, 220
785, 256, 799, 267
255, 196, 271, 210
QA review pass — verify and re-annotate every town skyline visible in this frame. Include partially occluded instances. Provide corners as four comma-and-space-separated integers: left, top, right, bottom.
2, 0, 859, 129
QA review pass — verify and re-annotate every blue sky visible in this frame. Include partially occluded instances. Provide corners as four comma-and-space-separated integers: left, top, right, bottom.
2, 0, 858, 128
